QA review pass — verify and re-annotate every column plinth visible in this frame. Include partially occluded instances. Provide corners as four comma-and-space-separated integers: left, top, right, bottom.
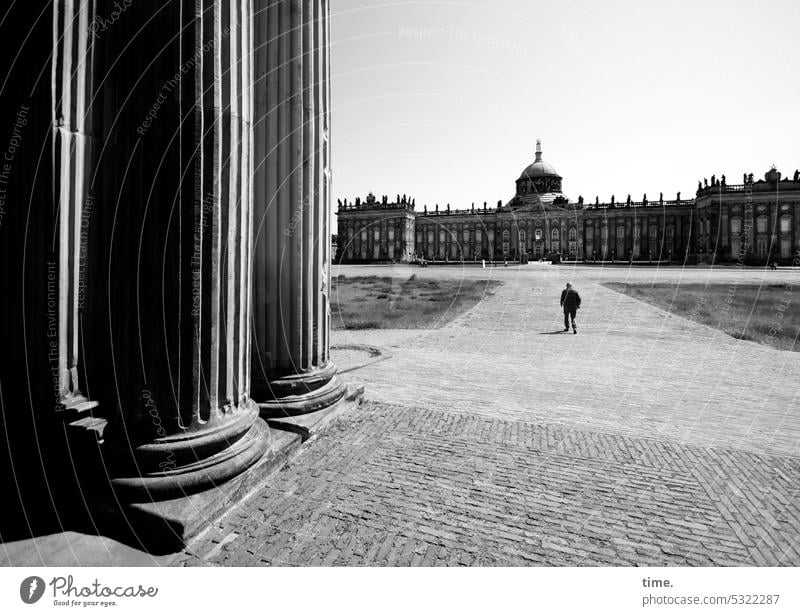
253, 364, 345, 417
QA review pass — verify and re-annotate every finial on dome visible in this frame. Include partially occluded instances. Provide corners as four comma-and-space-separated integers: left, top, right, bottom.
535, 139, 542, 162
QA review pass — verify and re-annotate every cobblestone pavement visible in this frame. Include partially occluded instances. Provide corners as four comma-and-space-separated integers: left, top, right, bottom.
176, 265, 800, 566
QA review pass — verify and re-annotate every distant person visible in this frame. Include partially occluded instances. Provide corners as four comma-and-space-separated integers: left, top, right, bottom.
560, 282, 581, 334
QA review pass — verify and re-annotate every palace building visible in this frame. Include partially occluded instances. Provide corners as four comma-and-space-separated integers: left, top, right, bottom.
336, 141, 800, 265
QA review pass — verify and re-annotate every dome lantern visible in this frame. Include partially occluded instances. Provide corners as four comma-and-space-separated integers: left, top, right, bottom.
518, 139, 561, 181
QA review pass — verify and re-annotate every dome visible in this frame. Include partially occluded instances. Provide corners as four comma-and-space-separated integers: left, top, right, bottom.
518, 140, 561, 181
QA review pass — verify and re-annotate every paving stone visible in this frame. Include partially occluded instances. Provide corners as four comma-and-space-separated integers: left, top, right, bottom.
174, 267, 800, 567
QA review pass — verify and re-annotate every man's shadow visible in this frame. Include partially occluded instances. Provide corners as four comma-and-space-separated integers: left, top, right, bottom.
538, 330, 571, 335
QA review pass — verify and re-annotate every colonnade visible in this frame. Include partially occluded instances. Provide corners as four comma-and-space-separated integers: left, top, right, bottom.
0, 0, 340, 509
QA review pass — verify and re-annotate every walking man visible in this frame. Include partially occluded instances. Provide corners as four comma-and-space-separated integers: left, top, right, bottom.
560, 282, 581, 334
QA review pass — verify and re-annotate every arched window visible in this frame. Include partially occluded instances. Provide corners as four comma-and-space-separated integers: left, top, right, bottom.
519, 230, 526, 244
649, 226, 658, 240
551, 227, 559, 241
568, 228, 577, 241
535, 228, 542, 241
502, 230, 510, 242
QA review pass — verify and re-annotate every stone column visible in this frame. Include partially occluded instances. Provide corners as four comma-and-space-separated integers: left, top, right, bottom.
0, 1, 104, 521
101, 0, 270, 500
52, 0, 99, 415
252, 0, 345, 417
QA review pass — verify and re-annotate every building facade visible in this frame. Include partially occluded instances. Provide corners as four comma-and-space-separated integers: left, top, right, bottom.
336, 141, 800, 265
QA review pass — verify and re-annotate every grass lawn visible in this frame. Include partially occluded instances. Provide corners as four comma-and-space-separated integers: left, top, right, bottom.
604, 282, 798, 352
330, 275, 502, 330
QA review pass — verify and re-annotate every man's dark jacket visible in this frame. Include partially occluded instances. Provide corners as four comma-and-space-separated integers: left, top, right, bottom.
560, 288, 581, 311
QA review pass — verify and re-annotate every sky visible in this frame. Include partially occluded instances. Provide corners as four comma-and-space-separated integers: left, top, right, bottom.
329, 0, 800, 209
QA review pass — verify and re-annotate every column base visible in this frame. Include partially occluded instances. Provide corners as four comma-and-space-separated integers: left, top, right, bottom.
254, 363, 347, 418
107, 401, 271, 502
82, 385, 363, 553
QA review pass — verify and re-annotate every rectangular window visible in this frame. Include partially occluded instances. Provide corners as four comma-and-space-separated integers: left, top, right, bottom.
757, 217, 768, 234
780, 218, 791, 233
731, 218, 741, 234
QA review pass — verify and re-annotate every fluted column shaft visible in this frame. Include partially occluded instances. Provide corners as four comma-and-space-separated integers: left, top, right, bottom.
52, 0, 98, 414
100, 0, 269, 499
252, 0, 344, 417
